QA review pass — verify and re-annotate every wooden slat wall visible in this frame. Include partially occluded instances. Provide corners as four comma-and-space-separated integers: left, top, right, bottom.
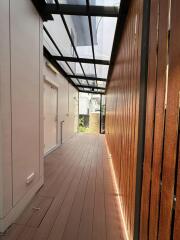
106, 0, 180, 239
140, 0, 180, 239
105, 0, 144, 239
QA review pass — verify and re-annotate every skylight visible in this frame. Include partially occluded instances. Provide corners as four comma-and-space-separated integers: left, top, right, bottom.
42, 0, 120, 94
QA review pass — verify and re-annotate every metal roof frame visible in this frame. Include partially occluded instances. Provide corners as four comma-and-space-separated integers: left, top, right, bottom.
31, 0, 128, 94
69, 75, 107, 82
52, 56, 109, 65
41, 3, 119, 19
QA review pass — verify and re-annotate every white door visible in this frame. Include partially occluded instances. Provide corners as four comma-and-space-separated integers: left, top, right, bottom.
44, 81, 58, 154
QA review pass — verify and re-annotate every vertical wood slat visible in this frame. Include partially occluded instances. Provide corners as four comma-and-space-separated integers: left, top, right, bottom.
140, 0, 180, 239
148, 0, 169, 239
158, 0, 180, 238
174, 138, 180, 239
126, 6, 133, 235
139, 0, 159, 239
169, 6, 180, 240
106, 0, 180, 239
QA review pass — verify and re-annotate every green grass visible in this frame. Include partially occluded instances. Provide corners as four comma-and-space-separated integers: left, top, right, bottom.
78, 126, 90, 133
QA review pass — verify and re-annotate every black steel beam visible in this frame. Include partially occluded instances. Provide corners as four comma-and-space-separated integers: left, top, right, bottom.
106, 0, 131, 91
44, 47, 78, 91
59, 12, 89, 85
79, 90, 105, 95
134, 0, 151, 239
69, 75, 107, 82
53, 56, 109, 65
77, 85, 105, 90
100, 94, 102, 134
43, 27, 82, 86
86, 0, 97, 82
43, 4, 119, 17
31, 0, 53, 21
54, 0, 87, 84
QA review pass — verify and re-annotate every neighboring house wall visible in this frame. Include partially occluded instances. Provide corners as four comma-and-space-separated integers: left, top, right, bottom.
0, 0, 43, 232
79, 95, 90, 115
43, 58, 79, 146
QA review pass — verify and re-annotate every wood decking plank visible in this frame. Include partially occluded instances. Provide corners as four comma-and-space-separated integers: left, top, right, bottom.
102, 139, 126, 240
1, 134, 125, 240
33, 135, 91, 240
47, 136, 93, 240
61, 136, 97, 240
77, 138, 98, 240
92, 136, 107, 240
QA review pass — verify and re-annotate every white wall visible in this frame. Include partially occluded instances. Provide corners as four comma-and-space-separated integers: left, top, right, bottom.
0, 0, 43, 232
43, 12, 79, 139
0, 0, 12, 221
0, 0, 78, 232
43, 58, 79, 145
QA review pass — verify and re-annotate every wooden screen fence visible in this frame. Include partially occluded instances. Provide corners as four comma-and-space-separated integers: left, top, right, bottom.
106, 0, 180, 239
105, 0, 144, 239
140, 0, 180, 239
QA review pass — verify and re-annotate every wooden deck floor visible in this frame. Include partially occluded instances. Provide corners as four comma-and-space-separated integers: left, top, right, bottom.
0, 134, 126, 240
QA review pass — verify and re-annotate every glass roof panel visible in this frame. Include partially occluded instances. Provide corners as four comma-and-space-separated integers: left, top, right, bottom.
81, 63, 96, 77
97, 81, 106, 88
45, 0, 55, 3
90, 0, 121, 7
71, 78, 80, 85
44, 15, 77, 58
98, 89, 105, 93
43, 0, 119, 92
58, 61, 73, 74
71, 78, 97, 86
58, 0, 86, 4
64, 15, 93, 59
79, 79, 88, 85
58, 61, 84, 75
43, 29, 59, 55
92, 17, 117, 60
96, 64, 109, 78
88, 80, 96, 86
66, 61, 76, 73
45, 0, 87, 5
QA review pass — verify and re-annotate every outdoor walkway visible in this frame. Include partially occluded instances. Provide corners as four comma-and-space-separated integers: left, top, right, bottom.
0, 134, 126, 240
